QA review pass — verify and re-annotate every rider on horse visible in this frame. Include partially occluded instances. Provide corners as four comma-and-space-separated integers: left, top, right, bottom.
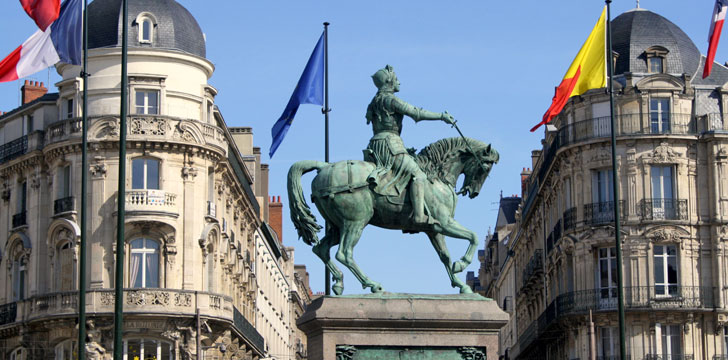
364, 65, 455, 226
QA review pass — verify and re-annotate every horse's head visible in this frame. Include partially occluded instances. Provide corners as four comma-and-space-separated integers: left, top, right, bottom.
458, 143, 499, 199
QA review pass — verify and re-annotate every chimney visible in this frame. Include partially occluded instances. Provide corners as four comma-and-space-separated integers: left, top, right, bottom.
269, 195, 283, 244
520, 167, 532, 198
21, 80, 47, 104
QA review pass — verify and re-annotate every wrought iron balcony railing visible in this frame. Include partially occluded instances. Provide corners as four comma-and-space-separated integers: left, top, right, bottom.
557, 113, 696, 146
522, 249, 544, 287
0, 135, 28, 164
563, 207, 577, 230
54, 196, 74, 214
639, 198, 687, 221
12, 211, 27, 228
0, 302, 17, 326
555, 286, 715, 315
234, 306, 265, 353
584, 200, 626, 225
645, 354, 693, 360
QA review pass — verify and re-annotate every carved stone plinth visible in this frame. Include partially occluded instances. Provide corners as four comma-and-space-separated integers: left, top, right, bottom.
297, 293, 508, 360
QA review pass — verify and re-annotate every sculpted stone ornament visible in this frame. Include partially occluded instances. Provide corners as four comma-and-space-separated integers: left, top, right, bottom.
288, 65, 498, 294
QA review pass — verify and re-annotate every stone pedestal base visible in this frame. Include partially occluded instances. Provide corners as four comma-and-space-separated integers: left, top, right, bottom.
297, 293, 508, 360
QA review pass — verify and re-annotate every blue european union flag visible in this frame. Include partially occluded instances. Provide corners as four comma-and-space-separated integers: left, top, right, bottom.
270, 32, 325, 157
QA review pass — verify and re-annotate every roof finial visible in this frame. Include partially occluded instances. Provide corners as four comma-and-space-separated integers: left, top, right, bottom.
636, 0, 640, 8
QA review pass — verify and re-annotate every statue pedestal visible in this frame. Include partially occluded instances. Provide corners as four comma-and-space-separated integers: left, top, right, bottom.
297, 293, 508, 360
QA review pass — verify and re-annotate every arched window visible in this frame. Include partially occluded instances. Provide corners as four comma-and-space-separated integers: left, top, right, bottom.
10, 244, 28, 301
9, 347, 26, 360
130, 238, 160, 288
54, 340, 77, 360
124, 339, 174, 359
132, 158, 160, 190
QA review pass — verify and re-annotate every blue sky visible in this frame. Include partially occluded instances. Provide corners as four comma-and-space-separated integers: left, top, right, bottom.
0, 1, 723, 295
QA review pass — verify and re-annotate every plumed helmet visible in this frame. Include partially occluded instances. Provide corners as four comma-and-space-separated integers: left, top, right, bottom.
371, 65, 396, 89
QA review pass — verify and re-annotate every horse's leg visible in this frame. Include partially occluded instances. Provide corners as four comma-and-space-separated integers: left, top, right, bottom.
335, 220, 383, 293
312, 226, 345, 295
426, 232, 471, 293
436, 218, 479, 274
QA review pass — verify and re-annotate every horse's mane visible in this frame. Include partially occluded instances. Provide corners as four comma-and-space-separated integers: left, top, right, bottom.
415, 137, 486, 183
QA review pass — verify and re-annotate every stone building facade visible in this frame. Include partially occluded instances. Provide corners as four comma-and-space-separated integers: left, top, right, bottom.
0, 0, 309, 359
479, 8, 728, 360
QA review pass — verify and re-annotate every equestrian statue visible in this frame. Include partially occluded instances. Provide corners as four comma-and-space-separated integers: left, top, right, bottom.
287, 65, 499, 295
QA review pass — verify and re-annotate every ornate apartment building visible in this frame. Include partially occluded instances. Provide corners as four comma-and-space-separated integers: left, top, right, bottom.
0, 0, 310, 359
477, 7, 728, 360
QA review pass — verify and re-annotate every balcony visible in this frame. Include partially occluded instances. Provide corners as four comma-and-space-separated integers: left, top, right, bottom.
555, 286, 715, 315
123, 190, 178, 217
54, 196, 74, 214
557, 113, 696, 146
639, 198, 687, 221
646, 355, 693, 360
563, 207, 577, 230
584, 201, 626, 226
0, 302, 17, 326
234, 306, 265, 354
521, 250, 544, 288
0, 135, 28, 164
12, 211, 27, 228
45, 117, 82, 144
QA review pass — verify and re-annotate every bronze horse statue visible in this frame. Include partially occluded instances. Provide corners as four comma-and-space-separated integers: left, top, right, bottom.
287, 137, 498, 294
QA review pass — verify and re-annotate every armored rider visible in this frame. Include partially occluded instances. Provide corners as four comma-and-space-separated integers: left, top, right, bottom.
364, 65, 455, 225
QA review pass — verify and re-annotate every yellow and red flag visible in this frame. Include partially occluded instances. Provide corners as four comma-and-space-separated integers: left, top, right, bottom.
531, 7, 607, 132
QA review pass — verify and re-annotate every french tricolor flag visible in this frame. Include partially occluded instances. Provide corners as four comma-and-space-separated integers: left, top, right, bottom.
704, 0, 728, 78
0, 0, 81, 83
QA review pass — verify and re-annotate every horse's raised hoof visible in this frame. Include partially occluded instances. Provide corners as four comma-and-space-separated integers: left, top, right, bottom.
332, 283, 344, 295
460, 286, 473, 294
451, 260, 467, 273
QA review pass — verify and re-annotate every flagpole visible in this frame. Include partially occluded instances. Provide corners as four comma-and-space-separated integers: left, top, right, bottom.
113, 0, 128, 358
322, 21, 331, 295
605, 2, 627, 360
78, 0, 89, 357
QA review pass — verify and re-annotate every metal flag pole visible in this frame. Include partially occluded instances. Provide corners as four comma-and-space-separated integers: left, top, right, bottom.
113, 0, 129, 357
78, 0, 89, 357
322, 22, 331, 295
605, 1, 627, 359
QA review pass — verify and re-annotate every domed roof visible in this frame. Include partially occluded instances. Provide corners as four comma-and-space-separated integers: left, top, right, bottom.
88, 0, 206, 58
612, 9, 700, 77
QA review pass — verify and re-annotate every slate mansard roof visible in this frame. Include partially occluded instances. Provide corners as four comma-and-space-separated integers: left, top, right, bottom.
611, 9, 701, 78
88, 0, 206, 58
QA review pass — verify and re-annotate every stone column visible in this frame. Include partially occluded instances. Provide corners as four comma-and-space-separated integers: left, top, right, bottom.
181, 153, 199, 290
89, 156, 107, 289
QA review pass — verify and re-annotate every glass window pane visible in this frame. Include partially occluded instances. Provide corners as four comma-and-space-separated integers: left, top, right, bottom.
131, 239, 144, 249
131, 253, 143, 287
145, 253, 159, 288
132, 159, 145, 189
654, 256, 664, 283
667, 245, 676, 256
600, 259, 608, 288
127, 340, 141, 360
142, 20, 151, 41
655, 245, 663, 255
136, 92, 145, 114
667, 256, 678, 284
147, 160, 159, 189
146, 239, 160, 250
147, 92, 158, 115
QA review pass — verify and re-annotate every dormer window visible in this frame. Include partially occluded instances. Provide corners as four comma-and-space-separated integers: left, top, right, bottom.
645, 46, 669, 74
135, 13, 157, 44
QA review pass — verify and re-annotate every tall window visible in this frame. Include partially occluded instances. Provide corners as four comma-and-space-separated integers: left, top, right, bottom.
599, 327, 617, 358
17, 181, 26, 212
55, 340, 77, 360
649, 57, 664, 73
724, 327, 728, 355
650, 98, 671, 133
124, 339, 173, 359
598, 247, 617, 305
660, 324, 682, 359
140, 18, 153, 43
592, 102, 611, 137
66, 98, 73, 119
592, 170, 614, 204
56, 242, 74, 291
207, 101, 213, 123
12, 255, 26, 301
207, 250, 215, 292
130, 238, 160, 288
135, 90, 159, 115
654, 245, 678, 296
651, 166, 675, 219
22, 115, 33, 136
57, 165, 71, 199
132, 158, 160, 190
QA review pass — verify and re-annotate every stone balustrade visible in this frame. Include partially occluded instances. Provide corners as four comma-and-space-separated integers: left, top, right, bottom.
123, 189, 178, 216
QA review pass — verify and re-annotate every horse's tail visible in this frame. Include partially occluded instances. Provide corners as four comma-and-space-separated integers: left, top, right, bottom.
287, 160, 327, 246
